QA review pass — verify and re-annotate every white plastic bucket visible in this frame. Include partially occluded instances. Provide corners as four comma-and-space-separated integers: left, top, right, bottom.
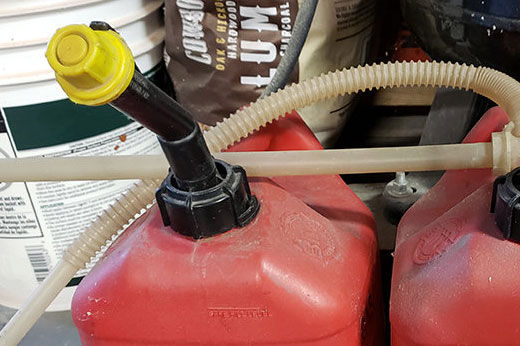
0, 0, 164, 85
0, 0, 162, 46
0, 0, 104, 18
0, 0, 166, 311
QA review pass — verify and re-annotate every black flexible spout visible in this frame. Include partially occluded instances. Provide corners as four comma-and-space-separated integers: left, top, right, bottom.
110, 70, 218, 191
45, 21, 259, 238
111, 71, 195, 141
111, 68, 260, 237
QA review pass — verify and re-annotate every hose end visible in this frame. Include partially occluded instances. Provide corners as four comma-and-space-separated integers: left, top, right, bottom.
46, 24, 135, 106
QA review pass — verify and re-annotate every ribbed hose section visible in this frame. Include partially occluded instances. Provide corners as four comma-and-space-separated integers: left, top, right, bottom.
471, 67, 520, 133
62, 179, 159, 268
204, 61, 520, 151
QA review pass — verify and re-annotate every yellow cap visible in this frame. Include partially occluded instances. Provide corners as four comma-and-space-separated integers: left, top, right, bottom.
46, 24, 135, 106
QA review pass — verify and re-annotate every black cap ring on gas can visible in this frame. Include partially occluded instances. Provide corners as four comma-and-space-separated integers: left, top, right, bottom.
491, 167, 520, 242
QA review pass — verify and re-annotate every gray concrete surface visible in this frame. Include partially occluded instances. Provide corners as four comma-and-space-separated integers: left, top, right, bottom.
0, 305, 80, 345
350, 183, 397, 250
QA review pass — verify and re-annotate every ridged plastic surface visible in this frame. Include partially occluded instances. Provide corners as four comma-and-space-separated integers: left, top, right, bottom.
390, 107, 520, 345
204, 61, 520, 152
63, 179, 158, 268
72, 113, 384, 345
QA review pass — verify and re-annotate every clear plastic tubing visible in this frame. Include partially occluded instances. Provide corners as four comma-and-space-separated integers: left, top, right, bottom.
0, 143, 493, 181
221, 143, 493, 176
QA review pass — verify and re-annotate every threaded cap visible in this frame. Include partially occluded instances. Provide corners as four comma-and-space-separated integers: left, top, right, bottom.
491, 167, 520, 242
46, 24, 135, 105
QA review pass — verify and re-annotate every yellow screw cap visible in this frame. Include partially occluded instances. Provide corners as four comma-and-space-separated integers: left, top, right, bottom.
46, 24, 135, 106
56, 35, 89, 66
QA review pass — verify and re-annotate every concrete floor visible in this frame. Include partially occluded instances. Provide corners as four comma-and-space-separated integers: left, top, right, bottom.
0, 305, 80, 345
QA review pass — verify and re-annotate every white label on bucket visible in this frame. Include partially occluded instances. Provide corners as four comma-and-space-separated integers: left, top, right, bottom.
0, 104, 161, 309
0, 126, 42, 239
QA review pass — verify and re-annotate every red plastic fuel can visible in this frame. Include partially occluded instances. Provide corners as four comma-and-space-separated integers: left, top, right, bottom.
390, 107, 520, 345
72, 112, 383, 345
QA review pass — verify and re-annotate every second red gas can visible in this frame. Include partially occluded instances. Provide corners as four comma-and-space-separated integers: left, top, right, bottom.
390, 107, 520, 345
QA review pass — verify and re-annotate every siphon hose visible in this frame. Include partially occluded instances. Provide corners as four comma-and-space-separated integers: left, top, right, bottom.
204, 61, 520, 152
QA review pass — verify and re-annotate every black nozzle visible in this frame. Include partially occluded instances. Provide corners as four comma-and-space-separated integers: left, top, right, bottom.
91, 22, 259, 238
111, 68, 219, 191
111, 71, 260, 236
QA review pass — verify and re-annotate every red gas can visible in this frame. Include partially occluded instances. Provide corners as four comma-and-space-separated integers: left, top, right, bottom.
390, 107, 519, 345
72, 112, 384, 345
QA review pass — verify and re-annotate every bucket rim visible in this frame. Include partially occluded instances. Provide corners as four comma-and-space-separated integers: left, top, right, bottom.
0, 0, 104, 19
0, 0, 163, 49
0, 28, 164, 86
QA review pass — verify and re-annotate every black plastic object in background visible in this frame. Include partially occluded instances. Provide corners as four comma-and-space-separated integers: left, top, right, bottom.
491, 167, 520, 242
401, 0, 520, 80
145, 62, 175, 98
